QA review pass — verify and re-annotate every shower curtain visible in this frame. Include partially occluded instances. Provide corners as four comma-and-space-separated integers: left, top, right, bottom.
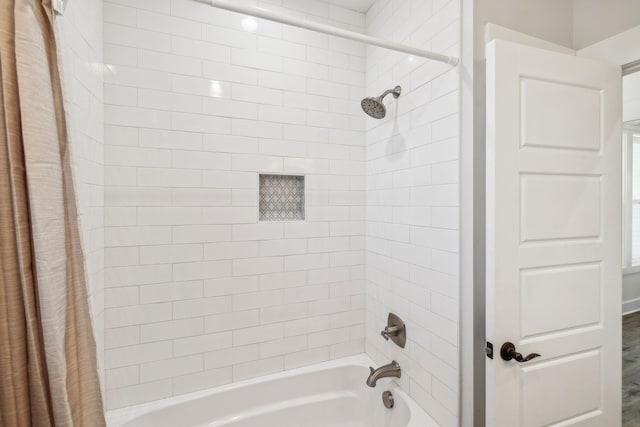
0, 0, 106, 426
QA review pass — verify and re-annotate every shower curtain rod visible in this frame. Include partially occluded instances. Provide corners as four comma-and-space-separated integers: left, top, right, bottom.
192, 0, 459, 66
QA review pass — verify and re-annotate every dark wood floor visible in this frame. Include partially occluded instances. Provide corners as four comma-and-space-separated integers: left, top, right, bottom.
624, 312, 640, 426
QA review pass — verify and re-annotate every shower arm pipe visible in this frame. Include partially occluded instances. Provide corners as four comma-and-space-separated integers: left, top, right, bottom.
194, 0, 459, 66
379, 87, 400, 99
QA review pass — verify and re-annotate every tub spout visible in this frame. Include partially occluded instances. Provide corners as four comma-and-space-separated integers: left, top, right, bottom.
366, 361, 401, 387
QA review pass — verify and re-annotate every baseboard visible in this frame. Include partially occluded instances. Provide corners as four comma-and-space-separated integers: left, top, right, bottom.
623, 298, 640, 315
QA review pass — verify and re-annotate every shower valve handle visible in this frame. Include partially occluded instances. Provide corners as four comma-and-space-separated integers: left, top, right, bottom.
381, 326, 400, 340
380, 313, 406, 348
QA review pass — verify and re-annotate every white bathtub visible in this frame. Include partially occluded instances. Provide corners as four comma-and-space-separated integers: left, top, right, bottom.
107, 355, 439, 427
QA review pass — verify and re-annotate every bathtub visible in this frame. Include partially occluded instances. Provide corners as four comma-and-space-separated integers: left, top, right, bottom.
107, 355, 439, 427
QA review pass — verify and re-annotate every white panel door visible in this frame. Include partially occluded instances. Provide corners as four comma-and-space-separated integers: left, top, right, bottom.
486, 39, 622, 427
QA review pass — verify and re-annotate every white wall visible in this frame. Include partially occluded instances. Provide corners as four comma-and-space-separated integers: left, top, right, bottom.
573, 0, 640, 50
102, 0, 367, 410
476, 0, 574, 52
364, 1, 460, 426
55, 0, 105, 387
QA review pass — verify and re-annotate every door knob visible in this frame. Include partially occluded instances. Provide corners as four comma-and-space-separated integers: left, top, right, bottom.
500, 342, 540, 363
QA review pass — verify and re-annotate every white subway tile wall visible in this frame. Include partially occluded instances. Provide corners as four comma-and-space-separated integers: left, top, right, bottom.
365, 1, 460, 426
103, 0, 367, 410
56, 0, 106, 388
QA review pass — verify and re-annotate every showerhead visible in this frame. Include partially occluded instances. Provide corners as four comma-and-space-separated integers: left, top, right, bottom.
361, 97, 386, 119
361, 86, 401, 119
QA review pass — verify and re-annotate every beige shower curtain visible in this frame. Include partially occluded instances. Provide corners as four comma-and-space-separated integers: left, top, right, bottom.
0, 0, 106, 426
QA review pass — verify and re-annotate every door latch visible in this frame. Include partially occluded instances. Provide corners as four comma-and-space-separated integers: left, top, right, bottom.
485, 341, 493, 359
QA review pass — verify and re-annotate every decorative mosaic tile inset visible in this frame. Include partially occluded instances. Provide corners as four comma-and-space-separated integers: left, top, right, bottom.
259, 174, 305, 221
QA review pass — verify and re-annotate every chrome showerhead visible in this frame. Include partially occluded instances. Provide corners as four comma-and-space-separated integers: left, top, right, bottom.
361, 86, 401, 119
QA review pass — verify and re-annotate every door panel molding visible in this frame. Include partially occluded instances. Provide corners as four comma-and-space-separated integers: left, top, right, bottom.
485, 39, 621, 426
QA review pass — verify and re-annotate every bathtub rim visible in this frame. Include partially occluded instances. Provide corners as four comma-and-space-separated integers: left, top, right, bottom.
106, 354, 439, 427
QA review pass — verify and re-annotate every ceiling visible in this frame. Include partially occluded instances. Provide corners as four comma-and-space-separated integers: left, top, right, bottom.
324, 0, 376, 13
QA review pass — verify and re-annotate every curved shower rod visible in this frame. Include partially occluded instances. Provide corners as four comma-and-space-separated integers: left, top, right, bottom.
192, 0, 459, 66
